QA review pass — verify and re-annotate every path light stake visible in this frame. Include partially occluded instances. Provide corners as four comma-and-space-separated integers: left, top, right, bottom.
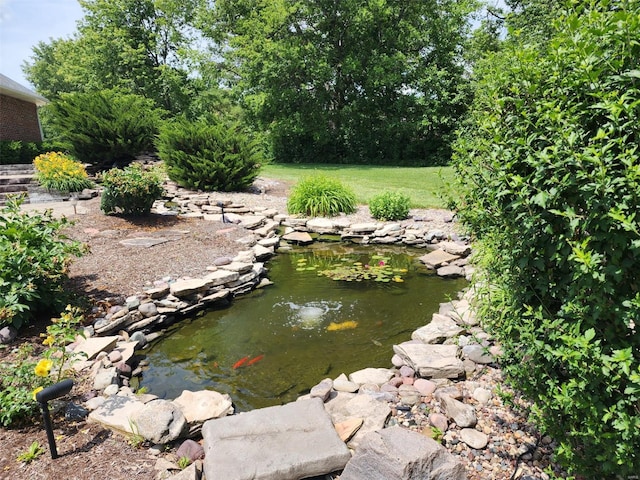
35, 379, 74, 459
217, 201, 231, 224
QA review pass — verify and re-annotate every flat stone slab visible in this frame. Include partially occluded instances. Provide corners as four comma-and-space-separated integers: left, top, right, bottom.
88, 395, 146, 435
282, 231, 314, 244
411, 314, 464, 344
119, 237, 169, 248
419, 249, 460, 269
393, 343, 464, 379
73, 335, 118, 360
202, 398, 350, 480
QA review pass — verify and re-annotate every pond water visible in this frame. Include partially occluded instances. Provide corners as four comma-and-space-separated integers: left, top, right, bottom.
140, 243, 466, 411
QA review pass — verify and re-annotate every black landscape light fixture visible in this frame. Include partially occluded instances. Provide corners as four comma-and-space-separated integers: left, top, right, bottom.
217, 201, 231, 224
35, 378, 74, 459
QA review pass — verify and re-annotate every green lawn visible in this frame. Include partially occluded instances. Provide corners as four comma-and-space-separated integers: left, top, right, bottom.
261, 163, 454, 209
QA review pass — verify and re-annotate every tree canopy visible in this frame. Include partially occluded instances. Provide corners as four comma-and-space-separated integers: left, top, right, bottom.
200, 0, 477, 165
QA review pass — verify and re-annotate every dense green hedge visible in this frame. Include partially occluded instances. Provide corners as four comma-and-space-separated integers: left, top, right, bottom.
0, 141, 44, 165
453, 2, 640, 477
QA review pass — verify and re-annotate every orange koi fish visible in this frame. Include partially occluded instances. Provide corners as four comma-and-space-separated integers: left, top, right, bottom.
246, 354, 265, 366
232, 356, 249, 369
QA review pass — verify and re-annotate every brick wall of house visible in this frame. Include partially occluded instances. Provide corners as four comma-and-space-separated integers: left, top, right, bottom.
0, 94, 43, 142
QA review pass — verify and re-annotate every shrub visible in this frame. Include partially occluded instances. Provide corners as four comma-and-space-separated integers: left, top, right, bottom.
46, 89, 165, 168
33, 151, 93, 192
0, 197, 86, 330
287, 175, 356, 217
156, 118, 262, 192
100, 163, 164, 216
0, 141, 43, 165
369, 191, 411, 221
452, 3, 640, 477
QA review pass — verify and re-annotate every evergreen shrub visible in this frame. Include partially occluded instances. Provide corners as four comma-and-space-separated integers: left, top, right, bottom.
100, 163, 164, 216
453, 2, 640, 477
156, 118, 262, 192
369, 191, 411, 221
287, 175, 356, 217
46, 89, 164, 168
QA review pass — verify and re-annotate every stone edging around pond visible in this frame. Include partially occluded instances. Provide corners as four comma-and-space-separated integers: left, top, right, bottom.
68, 190, 547, 479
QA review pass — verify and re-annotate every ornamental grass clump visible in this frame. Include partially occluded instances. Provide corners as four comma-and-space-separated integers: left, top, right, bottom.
33, 151, 93, 192
287, 175, 356, 217
369, 191, 411, 221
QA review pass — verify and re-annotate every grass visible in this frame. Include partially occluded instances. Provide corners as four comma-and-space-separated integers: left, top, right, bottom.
261, 163, 454, 209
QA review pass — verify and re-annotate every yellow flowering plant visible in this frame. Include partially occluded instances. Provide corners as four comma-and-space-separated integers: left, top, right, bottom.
33, 151, 94, 193
0, 305, 86, 427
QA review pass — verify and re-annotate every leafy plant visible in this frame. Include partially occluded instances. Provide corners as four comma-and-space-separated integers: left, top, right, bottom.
0, 345, 43, 427
369, 191, 411, 221
0, 141, 44, 165
177, 456, 191, 469
0, 196, 86, 329
33, 151, 93, 193
452, 2, 640, 477
287, 175, 356, 217
46, 89, 165, 168
0, 306, 84, 427
16, 441, 45, 463
156, 117, 262, 192
100, 163, 164, 216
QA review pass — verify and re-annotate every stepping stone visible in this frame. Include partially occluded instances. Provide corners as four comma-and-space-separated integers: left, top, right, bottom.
419, 249, 460, 269
119, 237, 169, 247
73, 336, 118, 360
202, 398, 350, 480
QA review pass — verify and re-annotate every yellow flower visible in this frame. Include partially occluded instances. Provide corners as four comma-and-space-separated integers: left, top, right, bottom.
32, 386, 44, 401
34, 359, 53, 377
42, 335, 55, 346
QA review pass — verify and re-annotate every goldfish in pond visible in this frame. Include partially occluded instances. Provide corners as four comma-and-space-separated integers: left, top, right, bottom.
326, 320, 359, 331
246, 354, 265, 366
232, 356, 249, 369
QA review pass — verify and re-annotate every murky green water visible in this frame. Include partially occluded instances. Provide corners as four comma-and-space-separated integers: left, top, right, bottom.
140, 243, 466, 411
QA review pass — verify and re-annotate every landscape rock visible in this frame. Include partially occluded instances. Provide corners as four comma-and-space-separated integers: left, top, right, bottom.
419, 250, 460, 269
462, 344, 495, 364
131, 399, 188, 444
393, 343, 464, 379
411, 314, 464, 344
437, 394, 477, 428
172, 389, 234, 424
170, 278, 212, 298
339, 426, 466, 480
203, 269, 239, 286
0, 326, 18, 344
333, 373, 359, 393
88, 395, 146, 435
309, 378, 333, 401
349, 367, 395, 386
437, 265, 465, 278
93, 367, 117, 390
74, 336, 119, 360
282, 231, 314, 244
176, 439, 205, 462
459, 428, 489, 449
324, 392, 392, 449
202, 398, 350, 480
334, 418, 364, 442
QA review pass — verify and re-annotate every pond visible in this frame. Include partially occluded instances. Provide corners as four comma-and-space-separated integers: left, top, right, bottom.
140, 243, 467, 411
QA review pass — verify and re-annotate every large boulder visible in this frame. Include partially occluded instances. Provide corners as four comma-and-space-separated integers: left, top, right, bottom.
130, 399, 188, 444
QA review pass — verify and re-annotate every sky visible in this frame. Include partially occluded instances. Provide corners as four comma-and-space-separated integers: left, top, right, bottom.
0, 0, 84, 90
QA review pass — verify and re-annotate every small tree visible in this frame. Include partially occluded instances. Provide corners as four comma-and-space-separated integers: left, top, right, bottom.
156, 118, 262, 192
